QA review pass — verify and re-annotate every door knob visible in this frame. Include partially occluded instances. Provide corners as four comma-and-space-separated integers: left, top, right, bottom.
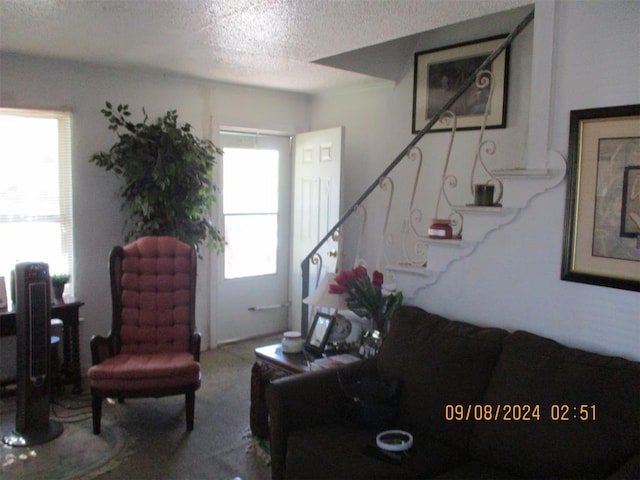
327, 249, 338, 258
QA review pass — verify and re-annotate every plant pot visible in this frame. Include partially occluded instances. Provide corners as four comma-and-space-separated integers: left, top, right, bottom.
52, 283, 65, 300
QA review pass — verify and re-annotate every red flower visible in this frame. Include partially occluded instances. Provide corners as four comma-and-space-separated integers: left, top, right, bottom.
353, 265, 368, 279
328, 265, 403, 333
333, 270, 352, 288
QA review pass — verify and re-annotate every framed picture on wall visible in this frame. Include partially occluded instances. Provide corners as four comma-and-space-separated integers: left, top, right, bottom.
412, 35, 509, 133
561, 104, 640, 292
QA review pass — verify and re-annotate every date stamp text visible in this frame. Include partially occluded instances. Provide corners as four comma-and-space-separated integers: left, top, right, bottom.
444, 404, 596, 421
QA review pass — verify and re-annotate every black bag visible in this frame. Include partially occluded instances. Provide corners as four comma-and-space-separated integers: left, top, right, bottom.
338, 369, 402, 430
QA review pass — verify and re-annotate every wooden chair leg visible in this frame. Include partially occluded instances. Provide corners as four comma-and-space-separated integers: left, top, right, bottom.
92, 393, 103, 434
186, 391, 195, 431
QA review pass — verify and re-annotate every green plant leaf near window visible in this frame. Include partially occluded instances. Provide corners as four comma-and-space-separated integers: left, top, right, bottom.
90, 102, 225, 253
51, 273, 70, 285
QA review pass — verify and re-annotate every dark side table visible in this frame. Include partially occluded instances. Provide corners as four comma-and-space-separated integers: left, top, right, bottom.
0, 296, 84, 394
250, 343, 309, 438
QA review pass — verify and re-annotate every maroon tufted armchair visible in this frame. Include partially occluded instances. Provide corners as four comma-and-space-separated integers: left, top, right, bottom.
87, 236, 201, 434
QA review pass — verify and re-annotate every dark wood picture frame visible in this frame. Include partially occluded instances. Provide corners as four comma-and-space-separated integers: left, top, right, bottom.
304, 312, 334, 356
561, 104, 640, 291
412, 35, 509, 133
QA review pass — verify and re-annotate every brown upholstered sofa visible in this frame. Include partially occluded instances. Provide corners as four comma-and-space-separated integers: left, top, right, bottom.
267, 306, 640, 479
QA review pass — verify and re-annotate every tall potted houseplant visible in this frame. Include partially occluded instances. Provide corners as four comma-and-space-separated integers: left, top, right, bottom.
90, 102, 224, 253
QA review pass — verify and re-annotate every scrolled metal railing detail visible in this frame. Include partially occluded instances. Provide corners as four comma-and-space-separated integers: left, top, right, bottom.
434, 111, 457, 220
376, 176, 395, 269
406, 146, 423, 212
403, 147, 430, 240
407, 110, 464, 240
402, 217, 428, 266
310, 252, 323, 289
353, 204, 367, 267
408, 206, 427, 238
378, 176, 394, 234
441, 174, 464, 238
471, 138, 503, 205
400, 147, 429, 265
436, 110, 462, 232
468, 70, 503, 205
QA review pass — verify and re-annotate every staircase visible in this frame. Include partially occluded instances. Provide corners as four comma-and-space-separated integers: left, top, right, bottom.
299, 7, 565, 333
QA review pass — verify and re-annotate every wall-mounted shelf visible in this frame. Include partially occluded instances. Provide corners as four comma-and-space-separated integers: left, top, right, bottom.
384, 152, 567, 298
454, 205, 515, 215
493, 168, 551, 177
454, 206, 518, 241
387, 263, 427, 275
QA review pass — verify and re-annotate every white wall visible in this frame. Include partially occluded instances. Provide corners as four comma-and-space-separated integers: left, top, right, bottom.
309, 0, 639, 361
0, 53, 310, 372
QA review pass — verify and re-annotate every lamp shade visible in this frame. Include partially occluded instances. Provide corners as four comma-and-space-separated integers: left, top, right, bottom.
302, 272, 348, 310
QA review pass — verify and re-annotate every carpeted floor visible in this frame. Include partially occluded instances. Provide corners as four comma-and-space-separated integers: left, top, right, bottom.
1, 334, 280, 480
1, 402, 132, 480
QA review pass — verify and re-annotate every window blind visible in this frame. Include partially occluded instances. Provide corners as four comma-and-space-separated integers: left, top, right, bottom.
0, 108, 74, 296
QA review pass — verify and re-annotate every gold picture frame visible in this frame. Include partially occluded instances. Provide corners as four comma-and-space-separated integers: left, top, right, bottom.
412, 35, 509, 133
562, 104, 640, 291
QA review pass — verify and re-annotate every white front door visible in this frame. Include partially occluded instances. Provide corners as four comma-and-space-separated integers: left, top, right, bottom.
216, 132, 291, 342
290, 127, 344, 333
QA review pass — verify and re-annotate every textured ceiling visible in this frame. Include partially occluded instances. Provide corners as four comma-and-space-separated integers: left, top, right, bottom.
0, 0, 531, 93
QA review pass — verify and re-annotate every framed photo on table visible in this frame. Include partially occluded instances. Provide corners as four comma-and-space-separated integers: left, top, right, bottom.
304, 312, 334, 356
412, 35, 509, 133
561, 104, 640, 291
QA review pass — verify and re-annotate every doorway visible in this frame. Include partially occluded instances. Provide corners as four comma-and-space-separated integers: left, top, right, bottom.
215, 131, 292, 342
290, 127, 344, 332
214, 127, 343, 343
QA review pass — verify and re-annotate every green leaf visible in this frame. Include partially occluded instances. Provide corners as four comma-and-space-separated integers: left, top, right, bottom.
89, 101, 224, 253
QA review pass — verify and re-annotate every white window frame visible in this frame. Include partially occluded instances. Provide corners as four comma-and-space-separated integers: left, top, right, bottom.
0, 108, 74, 295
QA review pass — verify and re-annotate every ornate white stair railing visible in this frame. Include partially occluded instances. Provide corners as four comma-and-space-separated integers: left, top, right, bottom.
389, 151, 567, 297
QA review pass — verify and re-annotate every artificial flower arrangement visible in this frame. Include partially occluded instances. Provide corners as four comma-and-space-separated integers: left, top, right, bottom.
329, 265, 403, 333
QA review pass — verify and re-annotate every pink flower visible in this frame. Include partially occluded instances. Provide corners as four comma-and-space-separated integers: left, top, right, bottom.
328, 283, 344, 294
372, 270, 383, 287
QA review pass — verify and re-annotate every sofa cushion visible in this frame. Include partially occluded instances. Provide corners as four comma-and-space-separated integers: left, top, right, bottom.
285, 423, 469, 479
377, 306, 508, 449
470, 330, 640, 478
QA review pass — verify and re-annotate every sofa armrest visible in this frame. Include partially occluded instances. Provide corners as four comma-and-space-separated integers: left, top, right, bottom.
607, 453, 640, 479
267, 359, 376, 480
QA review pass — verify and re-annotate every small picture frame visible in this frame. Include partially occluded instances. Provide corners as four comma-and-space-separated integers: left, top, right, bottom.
304, 312, 334, 356
412, 35, 509, 133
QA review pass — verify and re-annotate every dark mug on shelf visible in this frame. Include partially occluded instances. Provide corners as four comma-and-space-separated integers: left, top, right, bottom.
473, 184, 495, 206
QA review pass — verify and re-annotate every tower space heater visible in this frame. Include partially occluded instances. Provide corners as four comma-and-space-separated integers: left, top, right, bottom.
3, 262, 63, 447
